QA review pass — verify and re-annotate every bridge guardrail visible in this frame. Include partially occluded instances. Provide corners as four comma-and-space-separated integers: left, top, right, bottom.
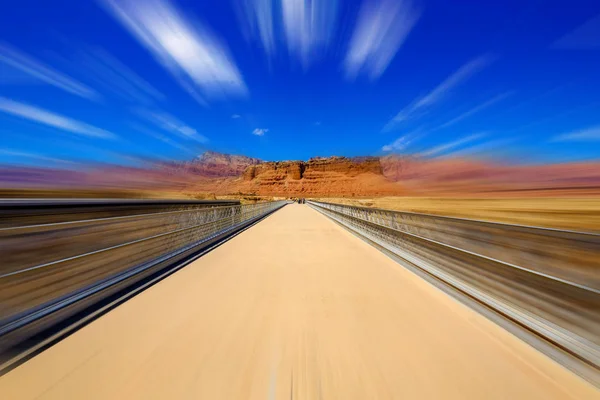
0, 200, 287, 359
308, 200, 600, 379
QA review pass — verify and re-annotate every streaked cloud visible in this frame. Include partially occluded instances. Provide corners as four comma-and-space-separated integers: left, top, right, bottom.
0, 149, 77, 165
552, 126, 600, 142
0, 97, 116, 139
344, 0, 420, 80
441, 138, 514, 159
0, 43, 99, 100
413, 56, 494, 109
137, 109, 208, 143
101, 0, 247, 103
252, 128, 268, 136
78, 47, 164, 104
382, 130, 420, 152
382, 135, 411, 152
237, 0, 339, 67
281, 0, 339, 67
237, 0, 277, 58
436, 92, 512, 130
383, 54, 494, 131
231, 114, 242, 119
553, 13, 600, 50
131, 123, 197, 154
420, 133, 485, 158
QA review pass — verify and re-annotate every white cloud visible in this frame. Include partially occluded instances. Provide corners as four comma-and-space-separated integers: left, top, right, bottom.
553, 13, 600, 50
231, 114, 242, 119
237, 0, 277, 58
178, 125, 198, 138
78, 47, 164, 104
252, 128, 268, 136
382, 131, 420, 152
414, 56, 494, 109
137, 109, 208, 143
131, 123, 197, 154
0, 149, 76, 165
436, 92, 512, 130
344, 0, 420, 80
441, 138, 514, 158
0, 97, 116, 139
0, 43, 99, 101
552, 126, 600, 142
237, 0, 339, 67
383, 54, 494, 131
282, 0, 339, 67
101, 0, 247, 103
420, 133, 485, 158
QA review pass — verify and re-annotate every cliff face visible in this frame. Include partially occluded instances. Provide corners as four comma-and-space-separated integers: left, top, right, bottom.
242, 156, 381, 181
235, 156, 401, 196
306, 156, 382, 176
170, 151, 262, 178
242, 161, 304, 181
160, 151, 600, 197
8, 151, 598, 198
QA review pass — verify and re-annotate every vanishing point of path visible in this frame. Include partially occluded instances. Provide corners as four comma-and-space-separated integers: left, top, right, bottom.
0, 204, 597, 399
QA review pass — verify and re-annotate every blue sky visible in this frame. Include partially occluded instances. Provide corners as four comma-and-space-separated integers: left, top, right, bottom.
0, 0, 599, 166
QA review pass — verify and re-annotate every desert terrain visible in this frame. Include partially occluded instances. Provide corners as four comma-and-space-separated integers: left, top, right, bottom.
2, 151, 600, 229
316, 197, 600, 231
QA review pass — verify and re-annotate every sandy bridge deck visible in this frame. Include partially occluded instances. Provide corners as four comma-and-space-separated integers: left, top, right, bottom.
0, 204, 597, 399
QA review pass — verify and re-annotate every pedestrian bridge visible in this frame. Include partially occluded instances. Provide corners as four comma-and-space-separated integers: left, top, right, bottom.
0, 204, 597, 399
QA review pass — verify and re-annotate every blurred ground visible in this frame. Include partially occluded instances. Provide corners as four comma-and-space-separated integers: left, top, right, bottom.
1, 205, 596, 399
0, 189, 279, 204
316, 197, 600, 231
4, 187, 598, 230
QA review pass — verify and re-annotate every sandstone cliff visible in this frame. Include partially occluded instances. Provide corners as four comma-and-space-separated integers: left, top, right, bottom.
6, 151, 599, 198
234, 156, 401, 196
121, 152, 600, 198
166, 151, 262, 178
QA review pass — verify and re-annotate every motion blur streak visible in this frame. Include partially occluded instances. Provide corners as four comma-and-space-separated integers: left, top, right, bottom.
0, 44, 99, 101
236, 0, 340, 66
281, 0, 340, 66
309, 200, 600, 375
344, 0, 420, 80
0, 97, 116, 139
1, 0, 600, 398
101, 0, 247, 101
0, 205, 597, 399
383, 54, 495, 130
0, 199, 286, 361
76, 47, 164, 104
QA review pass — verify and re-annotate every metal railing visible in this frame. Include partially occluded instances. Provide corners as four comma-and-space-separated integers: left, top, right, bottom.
0, 199, 287, 356
308, 200, 600, 377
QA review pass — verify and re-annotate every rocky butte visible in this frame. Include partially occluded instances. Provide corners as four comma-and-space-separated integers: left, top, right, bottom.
233, 155, 404, 196
167, 152, 403, 197
242, 156, 382, 181
167, 151, 600, 197
166, 151, 262, 178
16, 151, 597, 198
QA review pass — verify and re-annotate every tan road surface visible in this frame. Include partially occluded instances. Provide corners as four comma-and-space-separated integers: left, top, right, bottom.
1, 204, 598, 399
